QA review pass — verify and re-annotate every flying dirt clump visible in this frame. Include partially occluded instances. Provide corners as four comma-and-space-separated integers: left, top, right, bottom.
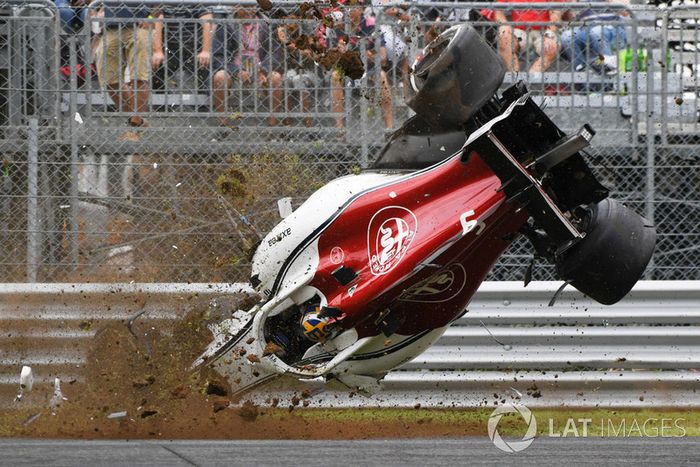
267, 1, 366, 80
236, 400, 260, 422
256, 0, 273, 11
0, 299, 493, 440
0, 303, 260, 438
319, 49, 364, 80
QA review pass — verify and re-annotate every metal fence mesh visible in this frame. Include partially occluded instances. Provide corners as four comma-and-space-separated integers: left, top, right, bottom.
0, 1, 698, 283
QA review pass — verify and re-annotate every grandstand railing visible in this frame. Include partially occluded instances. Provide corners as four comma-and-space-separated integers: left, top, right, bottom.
0, 1, 698, 283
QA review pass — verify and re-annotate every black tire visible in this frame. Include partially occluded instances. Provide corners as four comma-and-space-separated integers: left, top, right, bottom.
556, 198, 656, 305
405, 24, 505, 128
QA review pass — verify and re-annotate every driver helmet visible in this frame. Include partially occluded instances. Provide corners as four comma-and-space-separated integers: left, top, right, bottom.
300, 306, 333, 343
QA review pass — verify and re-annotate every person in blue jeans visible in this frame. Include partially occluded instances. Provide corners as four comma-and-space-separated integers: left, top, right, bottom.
561, 0, 629, 75
54, 0, 89, 32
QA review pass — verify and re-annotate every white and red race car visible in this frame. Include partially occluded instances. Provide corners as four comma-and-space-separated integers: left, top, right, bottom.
194, 24, 656, 397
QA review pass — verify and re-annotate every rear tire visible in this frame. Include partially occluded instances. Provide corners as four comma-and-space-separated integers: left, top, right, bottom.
405, 24, 505, 128
556, 198, 656, 305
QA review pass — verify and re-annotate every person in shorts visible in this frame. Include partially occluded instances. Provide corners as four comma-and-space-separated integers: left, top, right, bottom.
363, 1, 410, 79
94, 4, 155, 140
495, 0, 562, 73
276, 23, 321, 128
325, 6, 394, 132
210, 6, 283, 127
151, 4, 214, 90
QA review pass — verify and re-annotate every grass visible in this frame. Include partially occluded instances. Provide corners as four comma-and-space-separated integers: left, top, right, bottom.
277, 407, 700, 437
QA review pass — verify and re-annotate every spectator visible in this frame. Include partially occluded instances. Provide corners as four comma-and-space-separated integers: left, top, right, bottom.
414, 2, 449, 44
422, 5, 479, 46
55, 0, 89, 33
418, 4, 480, 44
211, 6, 282, 127
327, 6, 394, 132
94, 4, 155, 141
561, 0, 629, 74
277, 24, 321, 128
151, 4, 214, 90
363, 1, 410, 78
56, 0, 96, 76
495, 0, 562, 73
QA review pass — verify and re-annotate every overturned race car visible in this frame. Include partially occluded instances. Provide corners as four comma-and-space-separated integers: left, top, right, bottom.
193, 24, 656, 397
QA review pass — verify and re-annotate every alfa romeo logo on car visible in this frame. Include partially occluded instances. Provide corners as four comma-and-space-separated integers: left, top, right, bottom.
488, 403, 537, 453
398, 263, 467, 303
330, 246, 345, 265
367, 206, 417, 276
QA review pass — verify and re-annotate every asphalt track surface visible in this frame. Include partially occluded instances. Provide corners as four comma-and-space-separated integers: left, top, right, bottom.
3, 438, 700, 466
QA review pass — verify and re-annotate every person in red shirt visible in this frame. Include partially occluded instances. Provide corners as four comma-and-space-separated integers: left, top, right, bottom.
495, 0, 562, 72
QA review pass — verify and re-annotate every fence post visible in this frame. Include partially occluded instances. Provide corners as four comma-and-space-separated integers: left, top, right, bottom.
660, 9, 669, 147
359, 39, 369, 167
629, 12, 639, 146
26, 118, 40, 282
9, 13, 24, 132
1, 159, 9, 234
31, 8, 52, 120
68, 36, 80, 270
644, 48, 656, 279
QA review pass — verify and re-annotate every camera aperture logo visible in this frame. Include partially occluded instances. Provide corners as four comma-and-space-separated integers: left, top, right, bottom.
487, 403, 537, 453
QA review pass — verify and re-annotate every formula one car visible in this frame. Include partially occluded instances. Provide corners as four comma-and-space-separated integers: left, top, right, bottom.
194, 24, 656, 396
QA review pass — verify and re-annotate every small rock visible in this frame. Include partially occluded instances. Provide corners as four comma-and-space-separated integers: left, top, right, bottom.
170, 384, 190, 399
247, 354, 260, 363
212, 398, 230, 413
262, 342, 284, 357
675, 96, 684, 105
107, 411, 128, 419
132, 375, 156, 388
236, 400, 259, 421
246, 337, 256, 345
291, 395, 301, 406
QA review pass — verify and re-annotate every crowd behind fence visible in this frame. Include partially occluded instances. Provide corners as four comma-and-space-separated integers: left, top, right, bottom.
0, 0, 699, 283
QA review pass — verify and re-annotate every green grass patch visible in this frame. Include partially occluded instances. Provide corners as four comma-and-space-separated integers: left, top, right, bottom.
274, 407, 700, 437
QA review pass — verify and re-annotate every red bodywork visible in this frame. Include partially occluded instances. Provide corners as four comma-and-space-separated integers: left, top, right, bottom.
309, 152, 527, 338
